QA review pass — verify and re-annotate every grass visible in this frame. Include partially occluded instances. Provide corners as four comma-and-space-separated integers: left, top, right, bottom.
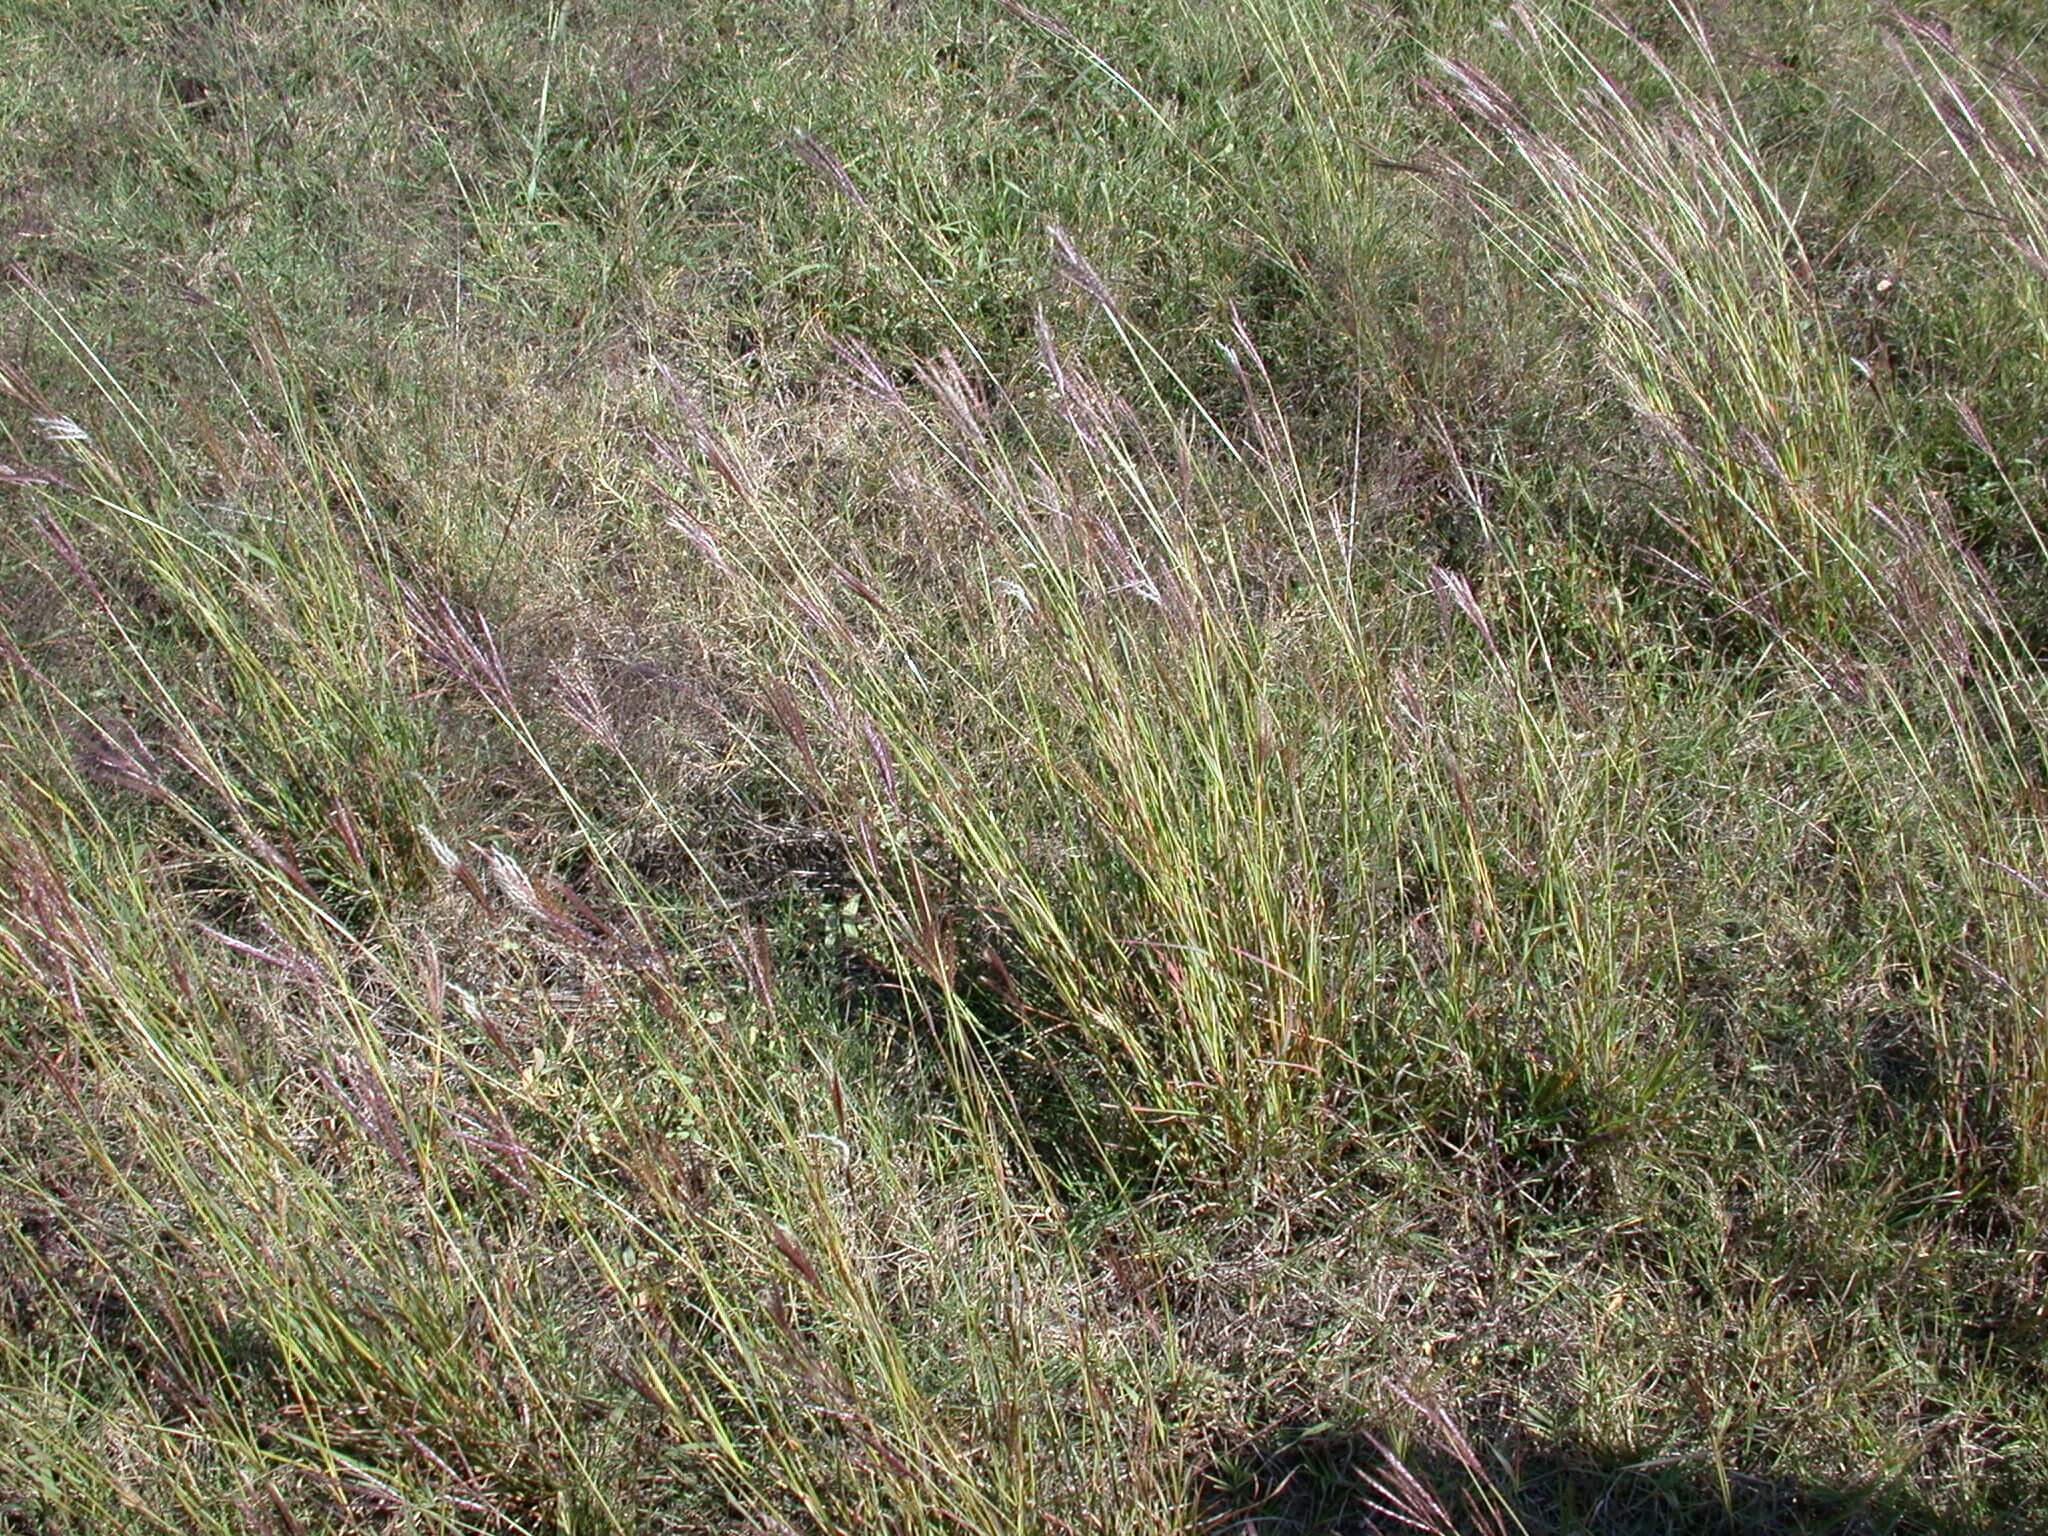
3, 0, 2047, 1530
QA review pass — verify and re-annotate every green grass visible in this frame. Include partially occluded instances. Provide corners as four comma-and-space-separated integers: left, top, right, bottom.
4, 0, 2047, 1530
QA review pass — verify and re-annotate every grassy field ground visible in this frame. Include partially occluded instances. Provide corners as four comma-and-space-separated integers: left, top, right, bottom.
3, 0, 2047, 1529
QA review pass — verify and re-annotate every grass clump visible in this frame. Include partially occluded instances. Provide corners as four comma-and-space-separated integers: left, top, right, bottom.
4, 1, 2048, 1531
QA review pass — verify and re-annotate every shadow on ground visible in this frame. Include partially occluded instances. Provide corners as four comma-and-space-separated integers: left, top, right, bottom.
1201, 1423, 2016, 1535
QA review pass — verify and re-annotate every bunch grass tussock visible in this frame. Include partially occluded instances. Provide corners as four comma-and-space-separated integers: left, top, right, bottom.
4, 0, 2048, 1531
